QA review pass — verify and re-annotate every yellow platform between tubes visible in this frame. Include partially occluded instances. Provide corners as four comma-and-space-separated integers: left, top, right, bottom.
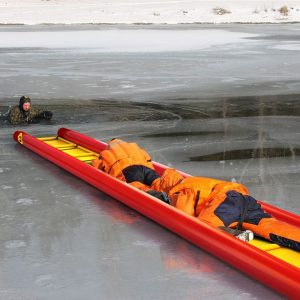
38, 136, 99, 164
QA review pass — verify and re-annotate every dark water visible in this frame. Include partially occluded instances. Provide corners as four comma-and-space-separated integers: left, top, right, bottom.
190, 147, 300, 161
2, 94, 299, 163
2, 93, 300, 122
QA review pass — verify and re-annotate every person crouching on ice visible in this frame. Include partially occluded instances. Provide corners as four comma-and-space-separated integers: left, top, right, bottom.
91, 138, 169, 204
8, 96, 53, 125
151, 168, 300, 251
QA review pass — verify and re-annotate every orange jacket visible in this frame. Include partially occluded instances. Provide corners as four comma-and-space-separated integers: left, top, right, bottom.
151, 168, 184, 195
152, 168, 249, 220
92, 139, 154, 181
170, 177, 248, 219
169, 177, 225, 216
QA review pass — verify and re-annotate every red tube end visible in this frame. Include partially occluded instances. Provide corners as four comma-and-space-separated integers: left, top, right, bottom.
13, 130, 25, 143
57, 127, 70, 138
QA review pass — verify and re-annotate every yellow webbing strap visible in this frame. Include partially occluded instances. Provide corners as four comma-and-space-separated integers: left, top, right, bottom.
38, 136, 98, 164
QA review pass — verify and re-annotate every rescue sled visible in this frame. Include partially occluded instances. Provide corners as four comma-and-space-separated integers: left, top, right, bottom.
13, 128, 300, 298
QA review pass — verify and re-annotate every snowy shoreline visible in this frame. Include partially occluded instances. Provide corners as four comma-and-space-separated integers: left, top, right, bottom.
1, 1, 300, 25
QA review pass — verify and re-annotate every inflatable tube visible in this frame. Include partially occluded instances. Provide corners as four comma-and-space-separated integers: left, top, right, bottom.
13, 129, 300, 298
57, 128, 300, 227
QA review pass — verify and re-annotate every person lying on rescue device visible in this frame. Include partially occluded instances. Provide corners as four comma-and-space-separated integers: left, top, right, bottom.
91, 138, 169, 204
92, 139, 300, 251
151, 168, 300, 251
8, 96, 53, 125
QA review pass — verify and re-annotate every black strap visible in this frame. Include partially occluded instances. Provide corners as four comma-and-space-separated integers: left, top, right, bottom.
194, 190, 200, 216
219, 226, 243, 236
106, 158, 123, 174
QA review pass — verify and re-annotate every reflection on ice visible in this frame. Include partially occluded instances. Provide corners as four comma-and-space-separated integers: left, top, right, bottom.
16, 198, 34, 205
272, 44, 300, 51
4, 240, 26, 249
0, 29, 258, 52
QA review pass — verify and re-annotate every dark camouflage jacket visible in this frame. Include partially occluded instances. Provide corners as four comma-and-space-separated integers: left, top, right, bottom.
8, 105, 44, 125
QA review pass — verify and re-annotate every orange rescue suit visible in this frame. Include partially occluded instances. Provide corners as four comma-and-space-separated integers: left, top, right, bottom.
92, 139, 155, 183
153, 169, 300, 250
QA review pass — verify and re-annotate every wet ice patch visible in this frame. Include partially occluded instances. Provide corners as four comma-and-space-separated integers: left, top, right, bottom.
34, 274, 53, 287
5, 240, 26, 249
101, 256, 120, 261
221, 77, 244, 83
16, 198, 34, 205
272, 44, 300, 51
120, 84, 135, 89
50, 187, 56, 195
0, 214, 14, 221
132, 240, 158, 248
20, 183, 28, 189
191, 147, 300, 161
1, 185, 13, 190
82, 83, 99, 88
0, 291, 30, 300
0, 30, 258, 52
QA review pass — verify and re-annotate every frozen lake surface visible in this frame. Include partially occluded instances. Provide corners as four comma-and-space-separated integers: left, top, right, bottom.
1, 24, 299, 299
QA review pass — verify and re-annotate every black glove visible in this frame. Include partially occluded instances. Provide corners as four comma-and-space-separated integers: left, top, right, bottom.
42, 111, 53, 120
146, 190, 170, 204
